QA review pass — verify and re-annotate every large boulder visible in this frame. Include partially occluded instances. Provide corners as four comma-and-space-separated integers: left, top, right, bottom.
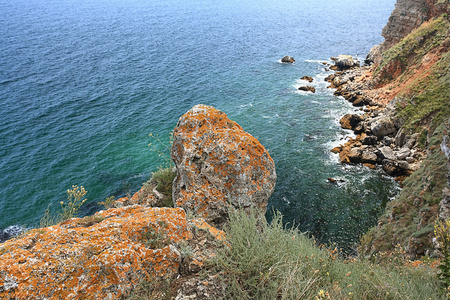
340, 114, 363, 130
370, 116, 396, 137
171, 105, 277, 227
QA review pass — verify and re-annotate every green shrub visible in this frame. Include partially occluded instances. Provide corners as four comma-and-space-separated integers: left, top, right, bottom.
435, 219, 450, 287
148, 167, 176, 207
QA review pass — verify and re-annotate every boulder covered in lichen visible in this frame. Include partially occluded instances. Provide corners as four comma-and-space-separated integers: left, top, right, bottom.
0, 203, 225, 299
171, 104, 277, 227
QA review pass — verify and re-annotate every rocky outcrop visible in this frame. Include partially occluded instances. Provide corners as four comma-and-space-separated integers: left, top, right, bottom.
281, 56, 295, 63
0, 105, 281, 299
0, 204, 226, 299
171, 105, 276, 228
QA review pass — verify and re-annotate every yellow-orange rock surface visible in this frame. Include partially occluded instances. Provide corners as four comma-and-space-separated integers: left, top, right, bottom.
0, 204, 225, 299
171, 104, 277, 227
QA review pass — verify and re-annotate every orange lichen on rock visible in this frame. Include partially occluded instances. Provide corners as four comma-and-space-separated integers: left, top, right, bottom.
190, 219, 226, 241
171, 104, 277, 227
0, 206, 193, 299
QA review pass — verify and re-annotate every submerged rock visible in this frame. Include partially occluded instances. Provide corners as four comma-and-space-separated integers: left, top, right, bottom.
171, 104, 276, 228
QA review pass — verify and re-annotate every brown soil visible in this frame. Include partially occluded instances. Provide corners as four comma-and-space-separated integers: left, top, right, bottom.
355, 50, 441, 107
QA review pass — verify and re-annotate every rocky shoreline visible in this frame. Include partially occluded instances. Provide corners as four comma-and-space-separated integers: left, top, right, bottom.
323, 56, 426, 181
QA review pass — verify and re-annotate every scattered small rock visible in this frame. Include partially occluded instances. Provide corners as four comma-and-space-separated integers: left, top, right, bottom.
300, 76, 314, 82
298, 86, 316, 93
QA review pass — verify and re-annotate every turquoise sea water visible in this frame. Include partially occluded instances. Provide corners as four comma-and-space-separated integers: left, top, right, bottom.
0, 0, 397, 250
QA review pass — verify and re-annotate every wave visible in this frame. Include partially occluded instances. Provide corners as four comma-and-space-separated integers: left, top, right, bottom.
0, 225, 25, 243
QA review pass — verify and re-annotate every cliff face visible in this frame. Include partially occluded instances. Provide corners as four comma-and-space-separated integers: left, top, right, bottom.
380, 0, 449, 51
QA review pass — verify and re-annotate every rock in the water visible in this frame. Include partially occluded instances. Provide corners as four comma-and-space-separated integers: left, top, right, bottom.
298, 86, 316, 93
370, 116, 396, 137
340, 114, 363, 130
281, 56, 295, 63
171, 104, 277, 227
300, 75, 314, 82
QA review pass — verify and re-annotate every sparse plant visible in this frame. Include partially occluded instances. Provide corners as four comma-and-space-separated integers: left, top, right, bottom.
148, 132, 174, 169
98, 195, 116, 209
39, 185, 88, 227
149, 167, 176, 207
58, 185, 87, 221
141, 221, 170, 249
127, 277, 172, 300
40, 204, 56, 228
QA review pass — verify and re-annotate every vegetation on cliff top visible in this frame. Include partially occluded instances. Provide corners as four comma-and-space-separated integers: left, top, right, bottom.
212, 210, 444, 299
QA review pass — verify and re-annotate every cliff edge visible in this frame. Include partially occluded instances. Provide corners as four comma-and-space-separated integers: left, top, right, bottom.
0, 105, 276, 299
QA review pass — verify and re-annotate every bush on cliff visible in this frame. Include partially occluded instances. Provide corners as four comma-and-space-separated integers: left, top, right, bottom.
215, 210, 444, 299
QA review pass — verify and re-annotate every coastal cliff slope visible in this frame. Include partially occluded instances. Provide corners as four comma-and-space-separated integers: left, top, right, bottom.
359, 1, 450, 258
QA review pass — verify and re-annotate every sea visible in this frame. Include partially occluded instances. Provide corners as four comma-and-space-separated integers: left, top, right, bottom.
0, 0, 397, 251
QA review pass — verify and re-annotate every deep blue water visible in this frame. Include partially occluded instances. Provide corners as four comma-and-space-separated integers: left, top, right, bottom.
0, 0, 397, 250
